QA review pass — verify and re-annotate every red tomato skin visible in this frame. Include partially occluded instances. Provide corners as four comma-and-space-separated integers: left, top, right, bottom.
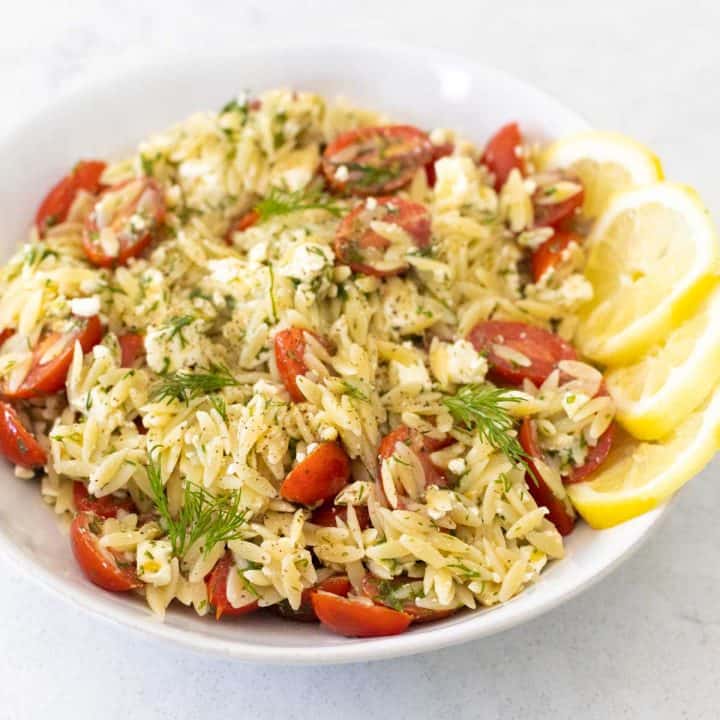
534, 183, 585, 229
118, 333, 145, 368
531, 231, 581, 283
424, 142, 454, 187
322, 125, 433, 196
82, 179, 165, 268
0, 328, 15, 347
4, 315, 103, 400
312, 592, 412, 638
73, 482, 136, 519
35, 160, 106, 235
70, 512, 142, 592
361, 575, 455, 624
225, 209, 260, 244
275, 575, 352, 622
482, 123, 524, 190
468, 320, 577, 387
311, 501, 371, 530
280, 442, 351, 506
274, 327, 314, 403
564, 422, 615, 484
0, 401, 46, 467
519, 420, 575, 536
378, 425, 450, 490
334, 197, 431, 277
206, 552, 259, 620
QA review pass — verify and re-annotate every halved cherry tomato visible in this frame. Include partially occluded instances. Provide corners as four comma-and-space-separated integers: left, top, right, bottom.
275, 575, 352, 622
82, 178, 165, 268
35, 160, 106, 236
311, 501, 371, 530
225, 209, 259, 244
468, 320, 577, 387
531, 231, 582, 283
0, 328, 15, 347
424, 142, 454, 187
274, 327, 324, 402
206, 552, 259, 620
73, 482, 136, 519
312, 591, 412, 638
322, 125, 433, 196
361, 575, 455, 624
378, 425, 451, 491
2, 315, 103, 400
334, 197, 431, 277
118, 332, 145, 368
482, 123, 524, 190
519, 419, 575, 536
565, 422, 615, 484
280, 441, 351, 506
533, 172, 585, 228
0, 401, 46, 467
70, 512, 142, 591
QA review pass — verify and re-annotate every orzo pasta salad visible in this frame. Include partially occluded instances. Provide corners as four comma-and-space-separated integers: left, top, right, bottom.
0, 90, 619, 638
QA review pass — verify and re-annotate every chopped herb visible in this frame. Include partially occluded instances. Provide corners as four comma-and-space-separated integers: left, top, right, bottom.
146, 453, 247, 557
345, 162, 397, 188
254, 187, 344, 223
340, 380, 368, 402
151, 364, 240, 405
163, 315, 195, 348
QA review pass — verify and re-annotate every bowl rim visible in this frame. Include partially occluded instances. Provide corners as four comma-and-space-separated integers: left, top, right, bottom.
0, 41, 669, 664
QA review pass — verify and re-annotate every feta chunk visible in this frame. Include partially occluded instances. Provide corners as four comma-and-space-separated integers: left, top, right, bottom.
136, 539, 173, 587
429, 338, 488, 387
279, 242, 333, 282
389, 357, 431, 390
69, 296, 100, 317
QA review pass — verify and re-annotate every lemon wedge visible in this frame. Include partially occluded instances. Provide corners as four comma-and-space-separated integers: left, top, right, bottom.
606, 282, 720, 440
576, 183, 720, 365
539, 131, 663, 218
568, 386, 720, 528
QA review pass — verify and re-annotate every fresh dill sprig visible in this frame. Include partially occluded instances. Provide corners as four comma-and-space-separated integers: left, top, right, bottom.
151, 364, 240, 405
254, 186, 344, 222
146, 453, 248, 557
163, 315, 195, 348
345, 162, 398, 188
443, 384, 535, 479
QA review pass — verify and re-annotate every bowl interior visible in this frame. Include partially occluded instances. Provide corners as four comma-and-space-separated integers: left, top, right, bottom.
0, 45, 666, 664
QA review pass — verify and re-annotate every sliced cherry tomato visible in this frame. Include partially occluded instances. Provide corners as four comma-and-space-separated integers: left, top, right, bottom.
311, 501, 371, 530
361, 575, 455, 624
531, 231, 582, 283
468, 320, 577, 387
35, 160, 106, 236
73, 482, 136, 519
82, 178, 165, 268
275, 575, 352, 622
482, 123, 524, 190
322, 125, 433, 196
312, 591, 411, 638
0, 328, 15, 347
565, 422, 615, 484
0, 401, 46, 467
206, 552, 259, 620
280, 441, 351, 506
2, 315, 103, 400
424, 142, 454, 187
274, 327, 323, 402
378, 425, 451, 490
225, 209, 259, 244
118, 332, 145, 368
70, 512, 142, 591
334, 197, 431, 277
533, 172, 585, 228
519, 419, 575, 536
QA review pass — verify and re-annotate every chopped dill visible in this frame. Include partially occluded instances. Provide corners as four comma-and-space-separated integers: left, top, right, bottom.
163, 315, 195, 348
340, 380, 368, 402
151, 364, 240, 405
254, 186, 344, 223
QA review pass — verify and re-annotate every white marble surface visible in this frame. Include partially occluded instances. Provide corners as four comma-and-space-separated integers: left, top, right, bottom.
1, 1, 719, 718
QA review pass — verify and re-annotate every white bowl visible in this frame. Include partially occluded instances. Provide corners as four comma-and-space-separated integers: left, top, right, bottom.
0, 44, 667, 664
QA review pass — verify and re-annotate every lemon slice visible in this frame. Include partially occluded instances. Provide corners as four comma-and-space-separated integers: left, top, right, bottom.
539, 131, 663, 218
568, 386, 720, 528
576, 183, 720, 365
606, 282, 720, 440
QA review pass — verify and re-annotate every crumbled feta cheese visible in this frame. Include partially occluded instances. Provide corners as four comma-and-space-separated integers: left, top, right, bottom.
69, 296, 100, 317
429, 338, 488, 387
278, 243, 333, 282
389, 357, 431, 389
334, 165, 349, 181
136, 539, 173, 586
365, 197, 378, 211
448, 458, 467, 475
